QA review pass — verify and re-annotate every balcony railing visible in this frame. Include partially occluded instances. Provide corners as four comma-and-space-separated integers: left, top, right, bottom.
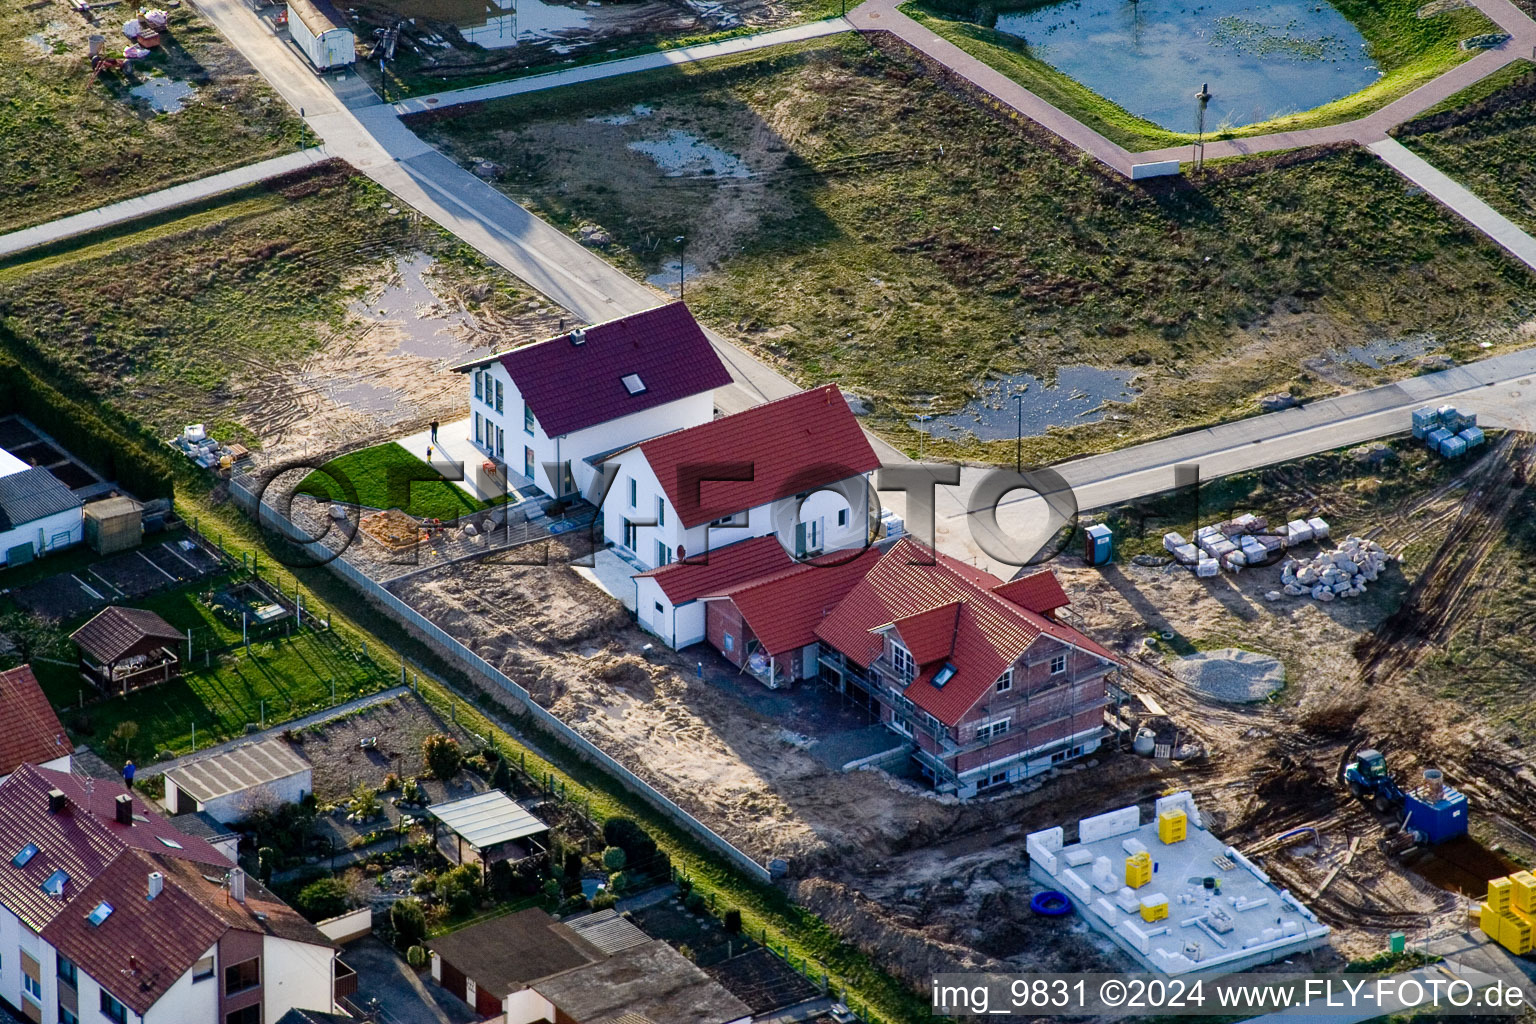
334, 958, 358, 1003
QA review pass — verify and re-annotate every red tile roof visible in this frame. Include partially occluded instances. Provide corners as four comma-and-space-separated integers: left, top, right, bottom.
991, 571, 1071, 616
637, 536, 793, 604
0, 765, 328, 1017
629, 385, 880, 529
0, 665, 72, 775
814, 540, 1118, 726
703, 546, 885, 657
484, 302, 731, 437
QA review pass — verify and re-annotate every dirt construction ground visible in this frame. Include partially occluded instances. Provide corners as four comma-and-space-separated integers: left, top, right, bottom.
388, 433, 1536, 985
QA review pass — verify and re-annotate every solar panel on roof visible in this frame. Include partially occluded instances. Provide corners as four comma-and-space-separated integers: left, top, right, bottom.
42, 868, 68, 895
87, 901, 113, 926
12, 843, 38, 867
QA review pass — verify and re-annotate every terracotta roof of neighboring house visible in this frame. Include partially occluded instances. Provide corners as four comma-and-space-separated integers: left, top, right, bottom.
991, 571, 1071, 616
71, 606, 184, 664
428, 907, 604, 998
637, 536, 793, 604
531, 940, 752, 1024
0, 665, 72, 775
814, 540, 1118, 726
38, 850, 227, 1015
0, 765, 330, 1017
622, 385, 879, 529
702, 545, 885, 657
0, 466, 81, 530
464, 302, 731, 438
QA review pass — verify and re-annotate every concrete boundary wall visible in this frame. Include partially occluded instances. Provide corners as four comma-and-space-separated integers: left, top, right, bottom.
228, 476, 772, 884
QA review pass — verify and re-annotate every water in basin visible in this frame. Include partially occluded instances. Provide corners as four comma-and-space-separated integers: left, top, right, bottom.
994, 0, 1380, 130
914, 365, 1141, 441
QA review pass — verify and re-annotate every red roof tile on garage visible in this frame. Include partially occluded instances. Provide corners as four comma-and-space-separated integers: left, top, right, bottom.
814, 540, 1118, 726
637, 536, 793, 604
0, 665, 72, 776
468, 302, 731, 437
703, 545, 884, 657
627, 385, 879, 529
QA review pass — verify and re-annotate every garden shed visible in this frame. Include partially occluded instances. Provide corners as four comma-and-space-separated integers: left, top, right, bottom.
427, 790, 549, 878
70, 604, 184, 694
162, 737, 312, 823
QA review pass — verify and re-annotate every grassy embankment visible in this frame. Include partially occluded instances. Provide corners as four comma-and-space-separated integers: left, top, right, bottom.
900, 0, 1497, 151
1398, 62, 1536, 235
295, 441, 497, 519
414, 35, 1536, 468
0, 1, 302, 233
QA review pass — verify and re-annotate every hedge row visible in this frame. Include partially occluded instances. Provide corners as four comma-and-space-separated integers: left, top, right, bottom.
0, 345, 175, 500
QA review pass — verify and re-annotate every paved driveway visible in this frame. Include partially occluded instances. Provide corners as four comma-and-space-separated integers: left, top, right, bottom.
343, 937, 479, 1024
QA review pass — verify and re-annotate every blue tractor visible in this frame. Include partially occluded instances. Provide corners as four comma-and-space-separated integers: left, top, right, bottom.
1345, 749, 1468, 850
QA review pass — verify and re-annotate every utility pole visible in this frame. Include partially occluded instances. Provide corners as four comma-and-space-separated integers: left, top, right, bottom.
1015, 394, 1024, 474
1194, 82, 1212, 173
674, 235, 687, 300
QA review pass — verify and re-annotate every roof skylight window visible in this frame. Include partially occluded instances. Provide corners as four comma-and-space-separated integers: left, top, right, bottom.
42, 869, 68, 896
12, 843, 38, 868
622, 373, 646, 395
87, 902, 113, 926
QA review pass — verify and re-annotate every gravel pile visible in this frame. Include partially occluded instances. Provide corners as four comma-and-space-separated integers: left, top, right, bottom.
1172, 648, 1285, 703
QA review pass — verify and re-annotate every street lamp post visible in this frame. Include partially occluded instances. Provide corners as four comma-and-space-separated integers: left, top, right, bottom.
1015, 394, 1024, 474
674, 235, 687, 300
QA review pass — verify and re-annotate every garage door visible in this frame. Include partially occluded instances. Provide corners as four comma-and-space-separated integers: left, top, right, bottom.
438, 960, 467, 1003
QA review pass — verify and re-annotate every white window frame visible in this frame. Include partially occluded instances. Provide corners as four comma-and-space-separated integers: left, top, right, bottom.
627, 478, 637, 508
656, 497, 666, 528
1050, 653, 1067, 675
889, 716, 913, 737
887, 639, 915, 682
474, 369, 482, 401
976, 717, 1011, 743
995, 668, 1013, 693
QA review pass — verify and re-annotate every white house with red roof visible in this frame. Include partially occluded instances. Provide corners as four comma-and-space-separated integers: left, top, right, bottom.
600, 385, 880, 587
0, 764, 345, 1024
454, 302, 730, 501
815, 538, 1120, 796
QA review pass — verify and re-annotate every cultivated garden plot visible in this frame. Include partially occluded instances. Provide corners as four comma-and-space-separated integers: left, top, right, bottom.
412, 36, 1536, 467
0, 164, 566, 465
0, 0, 300, 233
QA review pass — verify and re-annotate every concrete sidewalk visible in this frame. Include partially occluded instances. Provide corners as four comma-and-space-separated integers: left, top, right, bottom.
1370, 138, 1536, 273
394, 18, 853, 115
0, 147, 331, 258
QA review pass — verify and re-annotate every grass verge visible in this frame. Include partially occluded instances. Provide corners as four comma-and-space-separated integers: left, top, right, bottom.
296, 442, 495, 519
900, 0, 1496, 152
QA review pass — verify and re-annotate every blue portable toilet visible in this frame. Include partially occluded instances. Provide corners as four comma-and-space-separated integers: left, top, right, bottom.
1084, 524, 1113, 566
1411, 407, 1439, 439
1459, 426, 1485, 449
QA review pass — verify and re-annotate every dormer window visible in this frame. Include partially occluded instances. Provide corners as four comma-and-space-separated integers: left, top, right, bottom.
622, 373, 646, 395
887, 638, 915, 683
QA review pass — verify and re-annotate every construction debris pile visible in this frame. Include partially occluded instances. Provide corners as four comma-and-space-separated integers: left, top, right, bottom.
1164, 514, 1329, 577
1278, 536, 1390, 602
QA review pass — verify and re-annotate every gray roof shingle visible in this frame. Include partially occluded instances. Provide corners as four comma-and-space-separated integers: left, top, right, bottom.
0, 467, 81, 529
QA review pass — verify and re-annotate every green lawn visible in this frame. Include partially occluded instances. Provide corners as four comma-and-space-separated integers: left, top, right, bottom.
295, 442, 491, 520
1398, 64, 1536, 236
0, 0, 302, 233
901, 0, 1496, 152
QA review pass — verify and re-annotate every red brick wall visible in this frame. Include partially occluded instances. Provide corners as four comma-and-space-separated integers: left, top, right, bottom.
705, 601, 753, 669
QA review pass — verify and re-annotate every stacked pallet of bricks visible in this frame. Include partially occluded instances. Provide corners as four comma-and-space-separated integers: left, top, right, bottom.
1278, 536, 1388, 602
1413, 405, 1484, 459
1480, 873, 1536, 954
1165, 514, 1329, 578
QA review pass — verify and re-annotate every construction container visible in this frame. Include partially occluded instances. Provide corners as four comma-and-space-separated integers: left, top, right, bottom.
1139, 894, 1169, 922
1440, 436, 1468, 459
1084, 524, 1113, 566
1157, 810, 1187, 844
1459, 426, 1485, 449
1125, 851, 1152, 889
84, 497, 142, 555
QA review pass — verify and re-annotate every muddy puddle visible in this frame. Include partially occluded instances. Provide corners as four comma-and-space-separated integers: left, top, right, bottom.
26, 21, 71, 54
350, 252, 478, 361
589, 103, 654, 125
646, 260, 698, 295
914, 365, 1141, 440
1332, 333, 1439, 370
627, 130, 752, 177
129, 76, 197, 114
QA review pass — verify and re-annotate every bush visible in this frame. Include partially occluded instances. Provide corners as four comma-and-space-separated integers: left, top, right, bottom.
295, 877, 350, 921
390, 899, 426, 950
724, 908, 741, 933
108, 720, 140, 757
489, 756, 512, 792
435, 863, 482, 909
257, 847, 283, 884
448, 888, 474, 916
406, 945, 427, 969
591, 891, 618, 911
382, 772, 400, 791
422, 734, 462, 780
677, 876, 692, 897
411, 874, 436, 896
601, 846, 627, 872
684, 891, 706, 914
350, 784, 381, 820
601, 817, 657, 868
562, 850, 584, 896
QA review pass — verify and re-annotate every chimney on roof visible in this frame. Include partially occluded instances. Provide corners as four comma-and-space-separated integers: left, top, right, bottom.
48, 789, 68, 815
229, 867, 246, 904
114, 794, 133, 826
128, 955, 139, 974
147, 872, 164, 901
570, 327, 587, 345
